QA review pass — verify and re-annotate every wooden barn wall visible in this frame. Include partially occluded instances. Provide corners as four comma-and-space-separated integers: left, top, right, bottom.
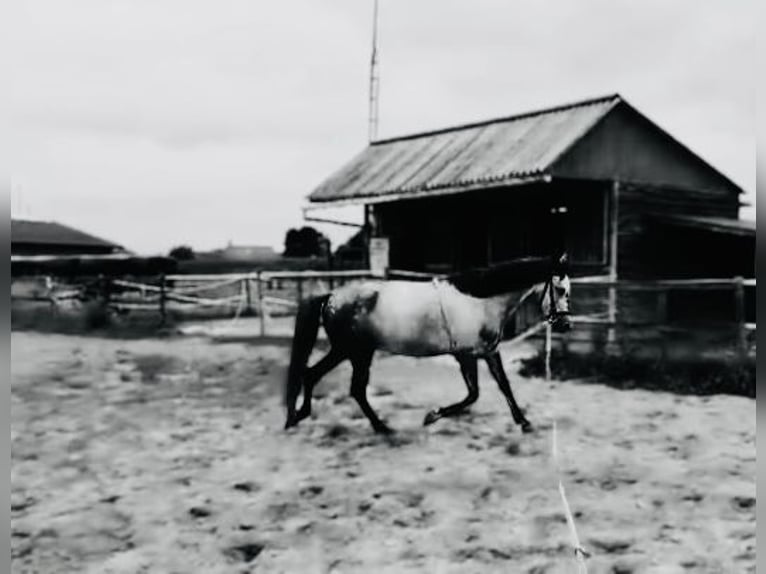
616, 181, 742, 279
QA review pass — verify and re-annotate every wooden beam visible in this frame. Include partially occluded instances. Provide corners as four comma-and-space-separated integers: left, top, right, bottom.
607, 180, 620, 344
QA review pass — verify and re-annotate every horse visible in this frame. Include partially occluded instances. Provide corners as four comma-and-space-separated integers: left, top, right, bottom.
284, 254, 571, 435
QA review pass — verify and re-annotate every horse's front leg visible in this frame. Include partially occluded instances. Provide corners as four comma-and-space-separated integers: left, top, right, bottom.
423, 354, 479, 426
485, 351, 533, 433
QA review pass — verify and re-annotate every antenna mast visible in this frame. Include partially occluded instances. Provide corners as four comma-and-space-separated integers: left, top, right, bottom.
368, 0, 380, 142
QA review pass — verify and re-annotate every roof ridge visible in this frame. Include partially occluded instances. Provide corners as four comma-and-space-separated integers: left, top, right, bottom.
371, 93, 622, 146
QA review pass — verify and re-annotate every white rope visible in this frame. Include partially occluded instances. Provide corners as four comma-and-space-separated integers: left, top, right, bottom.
546, 324, 590, 572
227, 281, 247, 328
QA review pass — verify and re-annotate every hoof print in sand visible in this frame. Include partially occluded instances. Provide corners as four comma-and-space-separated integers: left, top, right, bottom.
223, 542, 264, 563
189, 506, 212, 519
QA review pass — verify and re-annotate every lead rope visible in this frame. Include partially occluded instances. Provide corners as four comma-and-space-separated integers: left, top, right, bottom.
546, 322, 590, 572
432, 278, 457, 352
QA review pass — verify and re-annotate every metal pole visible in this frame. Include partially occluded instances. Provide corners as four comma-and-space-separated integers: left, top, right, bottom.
368, 0, 380, 142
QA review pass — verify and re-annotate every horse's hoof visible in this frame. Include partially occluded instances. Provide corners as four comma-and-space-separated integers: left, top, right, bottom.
375, 425, 395, 435
423, 409, 441, 426
521, 421, 534, 434
284, 416, 298, 430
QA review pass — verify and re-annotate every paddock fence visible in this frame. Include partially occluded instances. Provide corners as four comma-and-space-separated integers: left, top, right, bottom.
11, 270, 755, 360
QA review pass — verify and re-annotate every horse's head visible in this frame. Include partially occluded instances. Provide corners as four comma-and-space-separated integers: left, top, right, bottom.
539, 253, 571, 333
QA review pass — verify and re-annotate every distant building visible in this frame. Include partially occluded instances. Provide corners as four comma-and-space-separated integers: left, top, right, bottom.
207, 241, 279, 262
11, 219, 126, 256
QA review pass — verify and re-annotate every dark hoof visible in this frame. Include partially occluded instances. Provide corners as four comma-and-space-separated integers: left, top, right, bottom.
423, 409, 441, 426
521, 421, 534, 434
374, 424, 395, 435
284, 416, 298, 430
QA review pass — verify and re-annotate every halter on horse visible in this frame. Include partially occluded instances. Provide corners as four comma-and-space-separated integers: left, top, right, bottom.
284, 253, 571, 435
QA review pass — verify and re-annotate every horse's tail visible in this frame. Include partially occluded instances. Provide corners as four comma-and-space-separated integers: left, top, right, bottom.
284, 293, 330, 419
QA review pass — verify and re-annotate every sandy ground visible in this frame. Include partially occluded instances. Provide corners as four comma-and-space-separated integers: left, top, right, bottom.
11, 330, 755, 574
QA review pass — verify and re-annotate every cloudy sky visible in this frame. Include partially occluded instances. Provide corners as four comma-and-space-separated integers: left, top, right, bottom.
8, 0, 755, 255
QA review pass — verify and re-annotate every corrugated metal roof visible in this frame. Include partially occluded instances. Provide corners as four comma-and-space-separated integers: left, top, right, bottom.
309, 94, 622, 204
652, 214, 755, 237
11, 219, 124, 250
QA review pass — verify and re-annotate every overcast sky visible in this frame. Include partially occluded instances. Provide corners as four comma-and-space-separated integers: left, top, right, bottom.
8, 0, 755, 255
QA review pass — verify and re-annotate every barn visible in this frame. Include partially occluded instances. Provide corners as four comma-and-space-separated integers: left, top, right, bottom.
10, 219, 177, 278
308, 94, 752, 280
11, 219, 126, 256
307, 94, 755, 357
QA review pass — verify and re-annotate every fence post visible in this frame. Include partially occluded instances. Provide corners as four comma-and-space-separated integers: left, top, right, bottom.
256, 271, 265, 337
734, 276, 747, 362
244, 275, 253, 316
545, 322, 553, 381
297, 278, 304, 303
159, 274, 167, 326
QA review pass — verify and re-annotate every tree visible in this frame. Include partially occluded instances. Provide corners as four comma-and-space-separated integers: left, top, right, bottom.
168, 245, 195, 261
283, 226, 330, 258
334, 229, 367, 265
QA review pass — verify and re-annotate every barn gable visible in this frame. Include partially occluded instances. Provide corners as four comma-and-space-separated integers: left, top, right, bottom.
549, 100, 743, 197
11, 219, 125, 256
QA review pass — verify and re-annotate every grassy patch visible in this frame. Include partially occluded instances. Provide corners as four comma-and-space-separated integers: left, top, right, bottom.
11, 302, 179, 339
519, 349, 755, 398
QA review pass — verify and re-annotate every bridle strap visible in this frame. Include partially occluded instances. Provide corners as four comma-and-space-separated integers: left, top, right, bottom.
539, 275, 564, 323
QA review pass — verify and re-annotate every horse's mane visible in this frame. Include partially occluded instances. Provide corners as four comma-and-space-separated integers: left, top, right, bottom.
446, 256, 561, 298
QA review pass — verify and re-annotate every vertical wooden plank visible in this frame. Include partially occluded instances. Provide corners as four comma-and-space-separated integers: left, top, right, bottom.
656, 289, 668, 322
607, 180, 620, 345
734, 276, 747, 361
257, 271, 265, 337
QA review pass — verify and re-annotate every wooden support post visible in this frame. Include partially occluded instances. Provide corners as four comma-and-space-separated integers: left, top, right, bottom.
734, 276, 747, 361
159, 274, 167, 326
297, 278, 304, 303
256, 271, 265, 337
656, 289, 669, 361
607, 180, 620, 346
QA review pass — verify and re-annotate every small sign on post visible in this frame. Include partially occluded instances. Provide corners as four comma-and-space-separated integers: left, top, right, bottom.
369, 237, 389, 277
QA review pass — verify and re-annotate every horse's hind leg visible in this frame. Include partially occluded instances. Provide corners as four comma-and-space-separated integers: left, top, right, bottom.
485, 351, 533, 433
423, 355, 479, 426
349, 350, 392, 435
295, 347, 346, 424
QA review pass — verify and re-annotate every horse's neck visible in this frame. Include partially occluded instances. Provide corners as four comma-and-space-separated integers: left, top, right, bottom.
485, 284, 541, 325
